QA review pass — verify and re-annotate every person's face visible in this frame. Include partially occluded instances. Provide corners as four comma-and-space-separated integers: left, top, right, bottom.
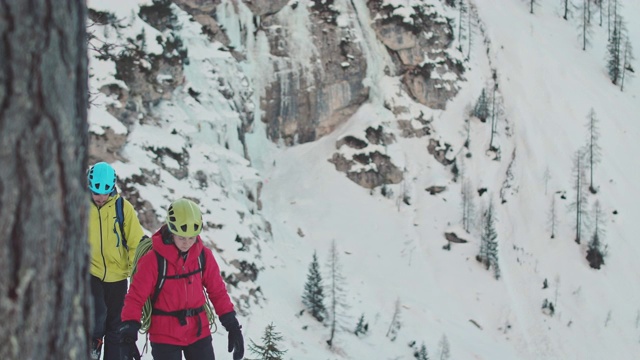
173, 234, 197, 252
91, 192, 110, 207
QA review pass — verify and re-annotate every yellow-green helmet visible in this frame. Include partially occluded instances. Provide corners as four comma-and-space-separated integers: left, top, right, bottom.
166, 198, 203, 237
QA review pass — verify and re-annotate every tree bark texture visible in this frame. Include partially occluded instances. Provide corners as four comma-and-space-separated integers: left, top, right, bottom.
0, 1, 89, 359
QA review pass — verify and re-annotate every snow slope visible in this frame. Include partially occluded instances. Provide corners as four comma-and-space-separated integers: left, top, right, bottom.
87, 0, 640, 359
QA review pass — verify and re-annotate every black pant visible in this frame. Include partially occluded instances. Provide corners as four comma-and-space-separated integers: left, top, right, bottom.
151, 335, 215, 360
90, 275, 128, 360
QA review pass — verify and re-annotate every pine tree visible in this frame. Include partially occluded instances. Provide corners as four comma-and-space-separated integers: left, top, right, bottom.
607, 13, 623, 84
586, 201, 606, 269
354, 313, 369, 336
562, 0, 570, 20
477, 200, 500, 279
326, 240, 349, 348
488, 81, 499, 152
578, 0, 594, 50
302, 251, 326, 322
477, 214, 490, 269
472, 88, 490, 122
386, 298, 402, 341
584, 108, 602, 193
569, 149, 589, 244
542, 298, 556, 316
529, 0, 538, 14
595, 0, 604, 26
457, 0, 468, 53
607, 0, 619, 40
462, 118, 471, 148
620, 37, 635, 91
438, 334, 451, 360
486, 204, 500, 280
547, 196, 558, 239
248, 323, 287, 360
553, 275, 561, 310
415, 342, 429, 360
466, 5, 473, 60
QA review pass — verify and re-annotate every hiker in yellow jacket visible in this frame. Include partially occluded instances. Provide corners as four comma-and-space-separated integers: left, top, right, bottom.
87, 162, 146, 360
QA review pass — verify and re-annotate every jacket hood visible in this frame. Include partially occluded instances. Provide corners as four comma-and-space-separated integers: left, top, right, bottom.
151, 225, 204, 267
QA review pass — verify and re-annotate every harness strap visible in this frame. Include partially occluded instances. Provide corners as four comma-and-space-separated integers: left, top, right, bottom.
152, 305, 206, 337
163, 268, 201, 279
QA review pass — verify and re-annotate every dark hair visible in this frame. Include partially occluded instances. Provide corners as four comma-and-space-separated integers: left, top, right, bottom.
160, 224, 173, 245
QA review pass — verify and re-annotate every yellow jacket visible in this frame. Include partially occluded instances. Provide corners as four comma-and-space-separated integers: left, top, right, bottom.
88, 194, 145, 282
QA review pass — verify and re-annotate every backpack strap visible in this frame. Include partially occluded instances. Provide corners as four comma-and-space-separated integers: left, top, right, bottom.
115, 197, 128, 250
150, 251, 167, 305
199, 248, 206, 275
150, 249, 206, 305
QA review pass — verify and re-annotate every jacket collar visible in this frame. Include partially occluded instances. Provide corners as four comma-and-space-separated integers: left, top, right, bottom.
151, 226, 204, 266
90, 193, 120, 209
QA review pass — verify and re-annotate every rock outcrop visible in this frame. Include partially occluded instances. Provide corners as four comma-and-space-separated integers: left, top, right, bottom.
329, 126, 403, 189
369, 0, 465, 110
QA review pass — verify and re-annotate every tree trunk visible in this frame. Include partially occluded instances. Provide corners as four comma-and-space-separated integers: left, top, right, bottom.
0, 1, 90, 359
620, 41, 628, 92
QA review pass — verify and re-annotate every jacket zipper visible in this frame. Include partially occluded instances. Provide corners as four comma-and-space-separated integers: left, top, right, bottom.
97, 205, 107, 282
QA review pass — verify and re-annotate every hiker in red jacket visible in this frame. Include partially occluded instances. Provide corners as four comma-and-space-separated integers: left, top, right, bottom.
118, 198, 244, 360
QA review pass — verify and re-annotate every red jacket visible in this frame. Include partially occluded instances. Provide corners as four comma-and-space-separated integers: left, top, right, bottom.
121, 227, 235, 345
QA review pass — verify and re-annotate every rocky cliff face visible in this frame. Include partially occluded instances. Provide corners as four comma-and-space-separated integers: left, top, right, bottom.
161, 0, 462, 146
88, 0, 467, 216
204, 0, 462, 188
89, 0, 465, 168
257, 1, 370, 145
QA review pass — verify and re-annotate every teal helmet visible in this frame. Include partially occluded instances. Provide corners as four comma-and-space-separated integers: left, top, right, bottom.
88, 162, 116, 195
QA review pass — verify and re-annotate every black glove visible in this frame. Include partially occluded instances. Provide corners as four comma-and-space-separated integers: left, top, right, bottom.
117, 320, 141, 344
220, 311, 244, 360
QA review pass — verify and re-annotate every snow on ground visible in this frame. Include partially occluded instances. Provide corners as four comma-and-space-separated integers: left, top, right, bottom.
87, 0, 640, 359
